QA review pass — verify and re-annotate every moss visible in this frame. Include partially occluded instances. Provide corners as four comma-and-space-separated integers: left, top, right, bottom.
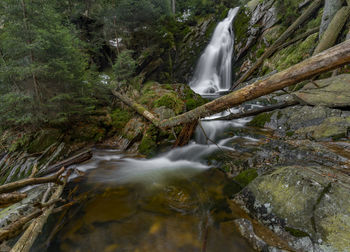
233, 7, 251, 44
233, 169, 258, 187
286, 131, 294, 137
138, 126, 159, 156
285, 227, 310, 238
154, 92, 185, 115
27, 129, 61, 153
9, 133, 32, 153
111, 108, 132, 132
270, 33, 318, 72
248, 112, 272, 128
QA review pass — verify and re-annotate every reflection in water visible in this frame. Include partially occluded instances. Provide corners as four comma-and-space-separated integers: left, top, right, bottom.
49, 158, 254, 252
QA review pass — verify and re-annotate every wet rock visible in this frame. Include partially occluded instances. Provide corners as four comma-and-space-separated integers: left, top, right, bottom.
262, 105, 350, 140
296, 74, 350, 108
234, 218, 269, 251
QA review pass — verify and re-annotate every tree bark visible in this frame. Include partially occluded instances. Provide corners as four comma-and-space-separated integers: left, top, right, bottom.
203, 100, 299, 121
313, 6, 350, 55
0, 167, 64, 194
233, 0, 323, 88
111, 89, 161, 126
38, 150, 92, 176
0, 192, 27, 208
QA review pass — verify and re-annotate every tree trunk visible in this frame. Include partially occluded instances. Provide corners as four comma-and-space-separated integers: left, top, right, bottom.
314, 6, 350, 55
0, 167, 64, 194
171, 0, 176, 14
233, 0, 323, 88
111, 89, 161, 126
319, 0, 344, 39
38, 150, 92, 176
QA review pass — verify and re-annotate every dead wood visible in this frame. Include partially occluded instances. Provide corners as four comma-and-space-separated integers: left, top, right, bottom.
173, 121, 198, 147
0, 209, 42, 242
38, 150, 92, 176
314, 6, 350, 55
10, 171, 71, 252
0, 167, 65, 194
0, 192, 27, 208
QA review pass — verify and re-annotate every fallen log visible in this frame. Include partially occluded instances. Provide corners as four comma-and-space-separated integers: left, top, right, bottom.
0, 167, 64, 194
173, 121, 198, 147
111, 90, 161, 127
314, 6, 350, 55
0, 209, 42, 242
202, 100, 299, 121
233, 0, 323, 88
275, 27, 319, 51
10, 171, 71, 252
0, 192, 27, 208
113, 40, 350, 128
38, 150, 92, 176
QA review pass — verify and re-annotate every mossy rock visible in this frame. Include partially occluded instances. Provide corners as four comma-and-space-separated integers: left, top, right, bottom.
248, 112, 272, 128
154, 92, 185, 115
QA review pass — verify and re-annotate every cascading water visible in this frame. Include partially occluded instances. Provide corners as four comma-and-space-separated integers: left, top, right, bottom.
189, 7, 239, 95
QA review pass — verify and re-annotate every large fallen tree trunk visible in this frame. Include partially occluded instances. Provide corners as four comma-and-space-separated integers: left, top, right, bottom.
233, 0, 323, 88
38, 150, 92, 176
113, 40, 350, 128
313, 6, 350, 55
0, 167, 64, 194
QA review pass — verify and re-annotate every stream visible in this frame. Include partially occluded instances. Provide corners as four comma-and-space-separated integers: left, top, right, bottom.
48, 8, 260, 251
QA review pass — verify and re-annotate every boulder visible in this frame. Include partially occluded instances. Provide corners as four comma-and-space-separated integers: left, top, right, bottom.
235, 165, 350, 251
296, 74, 350, 108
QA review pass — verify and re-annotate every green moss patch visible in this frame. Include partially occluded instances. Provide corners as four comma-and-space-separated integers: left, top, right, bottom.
111, 108, 132, 133
248, 112, 272, 128
233, 168, 258, 187
154, 92, 185, 115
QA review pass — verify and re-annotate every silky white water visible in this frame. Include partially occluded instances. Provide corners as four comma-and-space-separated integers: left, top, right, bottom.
189, 7, 239, 95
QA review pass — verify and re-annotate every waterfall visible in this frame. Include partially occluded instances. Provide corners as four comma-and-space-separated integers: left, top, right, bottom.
190, 7, 239, 95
